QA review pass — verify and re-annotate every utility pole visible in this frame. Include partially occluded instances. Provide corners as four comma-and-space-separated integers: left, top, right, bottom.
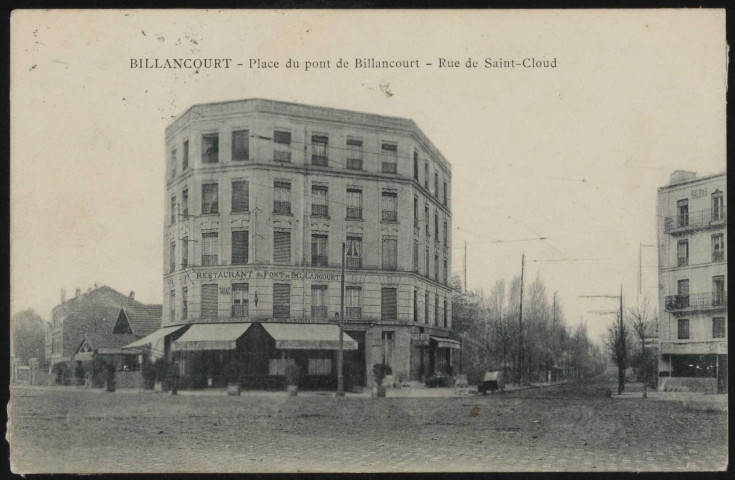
619, 284, 625, 395
464, 240, 467, 293
518, 253, 525, 386
336, 242, 346, 397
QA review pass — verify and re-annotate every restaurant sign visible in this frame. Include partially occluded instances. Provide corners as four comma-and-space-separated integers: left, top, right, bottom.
167, 268, 342, 286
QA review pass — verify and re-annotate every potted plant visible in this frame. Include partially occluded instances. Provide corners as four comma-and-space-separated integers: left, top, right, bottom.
224, 359, 243, 396
285, 363, 300, 396
142, 362, 156, 390
168, 362, 180, 395
74, 363, 85, 387
372, 363, 392, 398
153, 358, 169, 392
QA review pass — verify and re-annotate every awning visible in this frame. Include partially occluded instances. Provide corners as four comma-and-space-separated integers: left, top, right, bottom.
430, 336, 461, 349
261, 323, 358, 350
172, 323, 253, 351
122, 325, 189, 351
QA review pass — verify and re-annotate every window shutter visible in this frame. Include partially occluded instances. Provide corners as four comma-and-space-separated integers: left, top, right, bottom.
201, 284, 219, 321
273, 283, 291, 318
274, 231, 291, 265
232, 181, 249, 212
232, 231, 249, 264
381, 288, 397, 322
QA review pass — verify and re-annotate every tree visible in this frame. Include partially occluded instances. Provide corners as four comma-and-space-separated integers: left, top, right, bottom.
606, 314, 631, 395
11, 309, 46, 366
626, 296, 657, 398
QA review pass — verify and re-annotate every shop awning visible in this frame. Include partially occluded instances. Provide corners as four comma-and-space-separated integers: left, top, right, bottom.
122, 325, 189, 351
430, 336, 461, 349
172, 323, 253, 351
261, 323, 358, 350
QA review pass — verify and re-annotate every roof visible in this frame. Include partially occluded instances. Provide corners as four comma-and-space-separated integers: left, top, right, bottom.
122, 325, 189, 351
122, 304, 163, 337
76, 331, 140, 352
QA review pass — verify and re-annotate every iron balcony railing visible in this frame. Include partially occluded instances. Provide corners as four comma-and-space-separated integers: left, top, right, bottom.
382, 261, 397, 271
664, 207, 727, 233
312, 254, 329, 267
677, 256, 688, 267
273, 150, 291, 163
346, 158, 362, 170
712, 251, 725, 262
382, 210, 398, 222
665, 291, 727, 312
202, 254, 218, 266
311, 306, 328, 319
231, 304, 248, 318
312, 204, 328, 217
346, 256, 362, 269
274, 201, 291, 215
273, 305, 290, 319
312, 155, 328, 167
346, 207, 362, 219
345, 307, 362, 319
382, 162, 397, 174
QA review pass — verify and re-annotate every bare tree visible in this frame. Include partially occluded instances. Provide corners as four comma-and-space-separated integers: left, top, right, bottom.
606, 314, 631, 395
627, 295, 657, 398
11, 308, 46, 366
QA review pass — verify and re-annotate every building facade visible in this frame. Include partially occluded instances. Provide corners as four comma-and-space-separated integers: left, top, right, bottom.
656, 170, 727, 393
161, 99, 456, 387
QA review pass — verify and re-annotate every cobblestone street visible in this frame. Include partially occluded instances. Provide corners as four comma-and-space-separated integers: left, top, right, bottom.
9, 380, 728, 473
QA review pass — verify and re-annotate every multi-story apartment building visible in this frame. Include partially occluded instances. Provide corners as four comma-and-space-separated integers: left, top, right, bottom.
657, 170, 727, 393
158, 99, 456, 388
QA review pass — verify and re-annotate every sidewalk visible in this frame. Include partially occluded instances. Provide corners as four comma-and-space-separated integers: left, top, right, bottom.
612, 389, 728, 412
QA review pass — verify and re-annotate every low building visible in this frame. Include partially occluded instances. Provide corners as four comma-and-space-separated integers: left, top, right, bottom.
656, 170, 727, 393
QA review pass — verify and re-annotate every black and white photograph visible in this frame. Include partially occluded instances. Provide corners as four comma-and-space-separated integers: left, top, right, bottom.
8, 9, 727, 473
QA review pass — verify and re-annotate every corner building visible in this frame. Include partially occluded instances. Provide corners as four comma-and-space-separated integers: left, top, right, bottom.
656, 170, 727, 393
162, 99, 455, 388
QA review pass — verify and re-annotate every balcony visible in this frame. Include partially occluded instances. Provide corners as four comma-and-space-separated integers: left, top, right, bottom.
274, 150, 291, 163
311, 204, 328, 217
312, 254, 329, 267
202, 254, 218, 266
274, 201, 291, 215
346, 207, 362, 220
231, 304, 249, 318
677, 256, 688, 267
382, 162, 397, 174
346, 256, 362, 269
663, 207, 727, 233
345, 307, 362, 319
382, 210, 397, 222
712, 251, 725, 262
312, 155, 328, 167
311, 306, 328, 319
346, 158, 362, 170
273, 305, 290, 319
665, 291, 727, 312
382, 261, 397, 271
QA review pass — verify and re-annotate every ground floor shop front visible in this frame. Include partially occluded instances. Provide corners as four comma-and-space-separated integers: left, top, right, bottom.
658, 353, 728, 393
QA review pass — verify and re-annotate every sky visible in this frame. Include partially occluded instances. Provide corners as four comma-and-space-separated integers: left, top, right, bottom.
10, 10, 727, 344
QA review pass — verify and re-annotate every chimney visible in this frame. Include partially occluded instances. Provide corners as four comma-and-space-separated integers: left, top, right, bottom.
75, 288, 81, 298
669, 170, 696, 185
129, 291, 135, 300
60, 288, 66, 303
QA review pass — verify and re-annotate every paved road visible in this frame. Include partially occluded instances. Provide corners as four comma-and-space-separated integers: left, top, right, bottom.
8, 380, 728, 473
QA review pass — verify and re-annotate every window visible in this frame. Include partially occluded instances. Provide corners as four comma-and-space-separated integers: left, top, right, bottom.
311, 234, 328, 267
202, 232, 219, 266
346, 138, 363, 170
231, 181, 249, 213
712, 276, 725, 306
311, 285, 328, 319
273, 130, 291, 163
182, 188, 189, 217
712, 233, 725, 262
182, 286, 188, 320
713, 317, 726, 338
169, 241, 176, 273
232, 129, 249, 161
413, 289, 418, 322
381, 331, 395, 366
269, 355, 295, 376
435, 211, 439, 242
274, 181, 291, 214
381, 143, 398, 173
413, 241, 419, 272
443, 180, 447, 206
382, 237, 397, 270
712, 190, 724, 221
381, 288, 397, 322
424, 162, 429, 189
346, 236, 362, 269
202, 132, 219, 164
434, 254, 439, 281
677, 318, 690, 340
311, 185, 328, 217
677, 279, 689, 308
308, 357, 332, 376
443, 220, 448, 246
346, 287, 362, 319
273, 231, 291, 265
443, 258, 448, 284
677, 239, 689, 267
425, 246, 430, 277
346, 188, 362, 219
435, 294, 439, 326
425, 205, 430, 235
413, 151, 419, 180
170, 196, 177, 225
273, 283, 290, 318
232, 231, 249, 265
443, 300, 448, 327
425, 292, 429, 324
201, 284, 218, 322
677, 199, 689, 227
202, 183, 219, 214
170, 148, 177, 179
414, 196, 419, 227
182, 237, 189, 268
182, 140, 189, 171
434, 171, 439, 198
232, 283, 249, 318
169, 289, 175, 322
311, 135, 328, 166
382, 192, 397, 222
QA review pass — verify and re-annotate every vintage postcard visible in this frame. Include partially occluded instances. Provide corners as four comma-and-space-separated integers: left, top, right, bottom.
9, 9, 727, 473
